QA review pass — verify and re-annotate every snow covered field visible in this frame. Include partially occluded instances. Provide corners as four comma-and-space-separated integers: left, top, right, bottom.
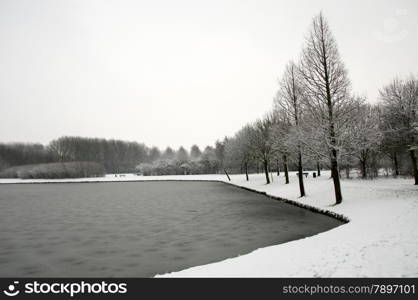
1, 172, 417, 277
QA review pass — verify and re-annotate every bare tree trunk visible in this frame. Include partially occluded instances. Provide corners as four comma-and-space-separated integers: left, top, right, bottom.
361, 159, 367, 179
245, 162, 249, 181
327, 88, 343, 203
223, 168, 231, 181
316, 161, 321, 176
263, 159, 270, 184
345, 166, 350, 179
283, 154, 289, 184
410, 150, 418, 185
331, 149, 342, 204
327, 101, 343, 203
360, 150, 369, 179
277, 158, 280, 176
324, 54, 342, 202
393, 152, 399, 177
297, 151, 305, 197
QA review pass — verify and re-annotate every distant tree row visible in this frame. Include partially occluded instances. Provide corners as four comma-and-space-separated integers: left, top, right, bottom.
48, 137, 148, 173
136, 142, 226, 175
222, 12, 417, 204
0, 143, 54, 170
0, 137, 226, 175
0, 162, 105, 179
0, 137, 146, 173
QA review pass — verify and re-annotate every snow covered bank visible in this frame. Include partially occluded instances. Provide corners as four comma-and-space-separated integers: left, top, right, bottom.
1, 172, 417, 277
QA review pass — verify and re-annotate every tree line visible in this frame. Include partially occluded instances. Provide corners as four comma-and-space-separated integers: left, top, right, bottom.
222, 12, 417, 205
135, 142, 227, 175
1, 162, 105, 179
0, 137, 227, 176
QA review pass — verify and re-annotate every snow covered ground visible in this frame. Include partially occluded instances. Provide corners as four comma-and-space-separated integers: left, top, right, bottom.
1, 172, 417, 277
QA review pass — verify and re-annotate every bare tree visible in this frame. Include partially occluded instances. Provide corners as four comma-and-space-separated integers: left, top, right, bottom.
299, 12, 351, 204
214, 139, 231, 180
271, 110, 291, 184
350, 102, 382, 178
275, 61, 306, 197
224, 125, 253, 181
248, 115, 276, 184
379, 76, 418, 184
48, 137, 75, 162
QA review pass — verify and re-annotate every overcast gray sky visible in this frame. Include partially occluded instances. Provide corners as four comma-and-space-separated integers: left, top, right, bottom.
0, 0, 417, 149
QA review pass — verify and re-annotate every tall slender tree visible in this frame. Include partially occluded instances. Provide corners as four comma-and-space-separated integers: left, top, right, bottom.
275, 61, 306, 197
299, 12, 351, 204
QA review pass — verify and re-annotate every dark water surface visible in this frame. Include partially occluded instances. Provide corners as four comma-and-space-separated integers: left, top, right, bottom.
0, 181, 343, 277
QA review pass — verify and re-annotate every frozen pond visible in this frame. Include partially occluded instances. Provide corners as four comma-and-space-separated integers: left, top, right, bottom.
0, 181, 343, 277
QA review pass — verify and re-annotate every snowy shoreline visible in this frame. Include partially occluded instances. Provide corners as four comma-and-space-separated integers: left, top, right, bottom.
1, 172, 417, 277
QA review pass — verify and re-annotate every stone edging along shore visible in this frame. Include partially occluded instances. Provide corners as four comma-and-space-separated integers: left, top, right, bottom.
0, 177, 350, 224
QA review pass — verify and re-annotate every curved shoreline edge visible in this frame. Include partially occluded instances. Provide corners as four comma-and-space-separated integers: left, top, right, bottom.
221, 181, 350, 224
